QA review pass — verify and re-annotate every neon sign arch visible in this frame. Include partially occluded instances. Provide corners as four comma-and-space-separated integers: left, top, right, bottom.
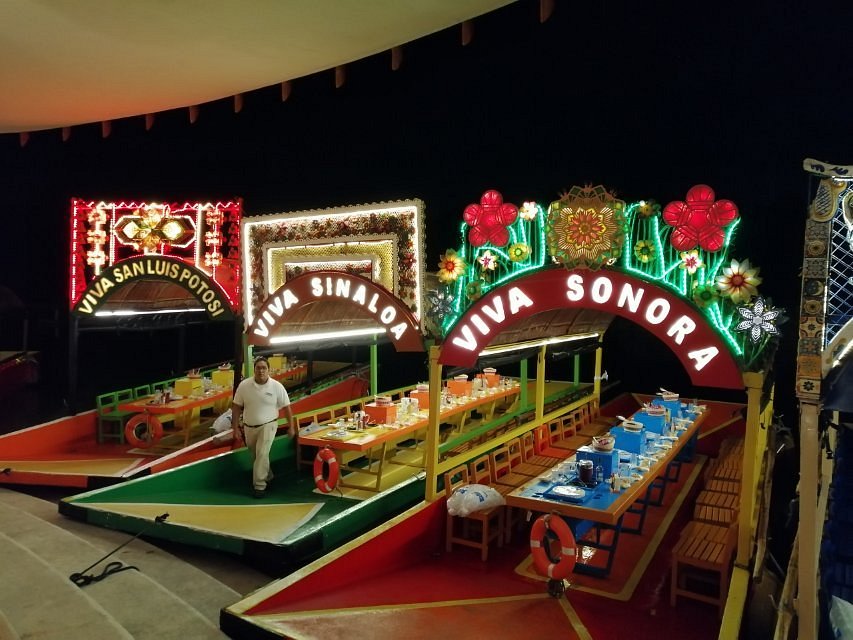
248, 271, 424, 352
71, 255, 235, 320
440, 268, 743, 390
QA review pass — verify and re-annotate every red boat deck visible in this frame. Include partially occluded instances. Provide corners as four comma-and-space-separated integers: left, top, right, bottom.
224, 398, 745, 639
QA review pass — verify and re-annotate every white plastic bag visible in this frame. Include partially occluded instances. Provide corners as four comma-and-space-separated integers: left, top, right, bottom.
831, 595, 853, 639
446, 483, 505, 516
211, 409, 232, 434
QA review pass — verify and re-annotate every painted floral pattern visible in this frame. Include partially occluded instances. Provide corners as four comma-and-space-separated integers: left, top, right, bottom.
662, 184, 739, 252
546, 185, 625, 270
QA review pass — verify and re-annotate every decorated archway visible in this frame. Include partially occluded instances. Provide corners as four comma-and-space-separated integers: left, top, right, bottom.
67, 199, 242, 412
440, 268, 742, 389
247, 271, 423, 352
71, 255, 236, 320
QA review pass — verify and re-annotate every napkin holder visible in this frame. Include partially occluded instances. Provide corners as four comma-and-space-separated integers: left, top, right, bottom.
611, 425, 646, 455
268, 354, 287, 372
448, 378, 472, 396
576, 446, 619, 478
633, 411, 667, 434
365, 401, 396, 425
410, 389, 430, 410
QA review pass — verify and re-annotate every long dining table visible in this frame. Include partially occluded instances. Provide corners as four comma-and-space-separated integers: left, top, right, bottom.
298, 382, 522, 491
505, 405, 708, 578
119, 364, 308, 449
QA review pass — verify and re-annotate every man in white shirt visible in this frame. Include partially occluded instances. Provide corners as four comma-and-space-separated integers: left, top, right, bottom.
231, 356, 295, 498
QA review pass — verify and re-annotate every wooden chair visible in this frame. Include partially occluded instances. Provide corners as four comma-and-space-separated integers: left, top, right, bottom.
520, 431, 561, 468
488, 445, 531, 488
133, 384, 152, 399
532, 424, 572, 459
508, 436, 549, 476
671, 521, 738, 616
470, 453, 523, 543
696, 489, 740, 512
444, 464, 504, 561
95, 390, 135, 443
547, 414, 578, 451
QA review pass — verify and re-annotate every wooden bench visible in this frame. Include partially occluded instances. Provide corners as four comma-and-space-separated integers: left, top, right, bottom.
693, 503, 738, 526
705, 478, 740, 495
671, 520, 738, 616
696, 489, 740, 511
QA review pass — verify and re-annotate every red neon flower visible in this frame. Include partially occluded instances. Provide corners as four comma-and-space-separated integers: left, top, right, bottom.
662, 184, 739, 252
463, 189, 518, 248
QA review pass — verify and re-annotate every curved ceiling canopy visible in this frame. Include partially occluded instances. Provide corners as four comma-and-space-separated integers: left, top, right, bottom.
0, 0, 513, 133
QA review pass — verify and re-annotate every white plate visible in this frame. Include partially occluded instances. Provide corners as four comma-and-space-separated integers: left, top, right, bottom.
550, 485, 585, 499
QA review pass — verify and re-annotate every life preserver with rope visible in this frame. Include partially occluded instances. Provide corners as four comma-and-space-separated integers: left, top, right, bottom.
314, 446, 339, 493
530, 513, 577, 580
124, 414, 164, 448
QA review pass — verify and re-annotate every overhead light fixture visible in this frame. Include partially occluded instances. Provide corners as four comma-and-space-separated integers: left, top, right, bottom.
478, 332, 600, 357
94, 308, 206, 317
269, 327, 386, 345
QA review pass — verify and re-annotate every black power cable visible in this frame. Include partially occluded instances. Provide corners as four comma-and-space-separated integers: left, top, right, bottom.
69, 512, 169, 588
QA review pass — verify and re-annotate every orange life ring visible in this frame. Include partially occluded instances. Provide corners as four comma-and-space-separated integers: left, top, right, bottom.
530, 514, 577, 580
124, 414, 164, 448
313, 447, 339, 493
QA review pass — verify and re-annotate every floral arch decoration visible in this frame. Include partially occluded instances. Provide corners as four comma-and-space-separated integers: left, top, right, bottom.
428, 185, 785, 373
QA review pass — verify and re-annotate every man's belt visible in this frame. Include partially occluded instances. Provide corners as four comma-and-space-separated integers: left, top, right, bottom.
242, 419, 277, 428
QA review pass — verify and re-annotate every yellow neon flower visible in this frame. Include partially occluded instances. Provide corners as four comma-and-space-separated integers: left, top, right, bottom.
716, 258, 762, 304
437, 249, 466, 283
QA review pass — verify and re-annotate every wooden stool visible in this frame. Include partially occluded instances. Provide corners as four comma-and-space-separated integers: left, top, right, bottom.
671, 521, 738, 616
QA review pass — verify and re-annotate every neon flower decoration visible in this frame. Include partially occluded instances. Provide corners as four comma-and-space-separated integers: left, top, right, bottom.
636, 200, 661, 218
426, 289, 455, 319
716, 258, 762, 304
633, 239, 656, 263
519, 201, 538, 221
546, 185, 625, 270
692, 283, 719, 309
662, 184, 739, 252
463, 189, 518, 248
477, 249, 498, 271
735, 296, 781, 343
437, 249, 466, 283
466, 280, 484, 301
508, 242, 531, 262
679, 249, 704, 275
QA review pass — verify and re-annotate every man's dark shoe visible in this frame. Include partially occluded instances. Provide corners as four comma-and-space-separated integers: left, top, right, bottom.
252, 488, 266, 498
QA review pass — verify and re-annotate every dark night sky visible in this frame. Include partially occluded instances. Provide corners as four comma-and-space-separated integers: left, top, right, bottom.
2, 0, 852, 414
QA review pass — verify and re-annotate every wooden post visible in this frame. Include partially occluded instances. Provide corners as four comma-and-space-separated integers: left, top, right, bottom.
535, 345, 546, 422
738, 372, 764, 568
798, 399, 820, 640
425, 344, 443, 500
281, 81, 292, 101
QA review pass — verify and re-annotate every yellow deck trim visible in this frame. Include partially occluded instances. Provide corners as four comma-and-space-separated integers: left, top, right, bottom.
82, 501, 322, 543
0, 458, 143, 476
